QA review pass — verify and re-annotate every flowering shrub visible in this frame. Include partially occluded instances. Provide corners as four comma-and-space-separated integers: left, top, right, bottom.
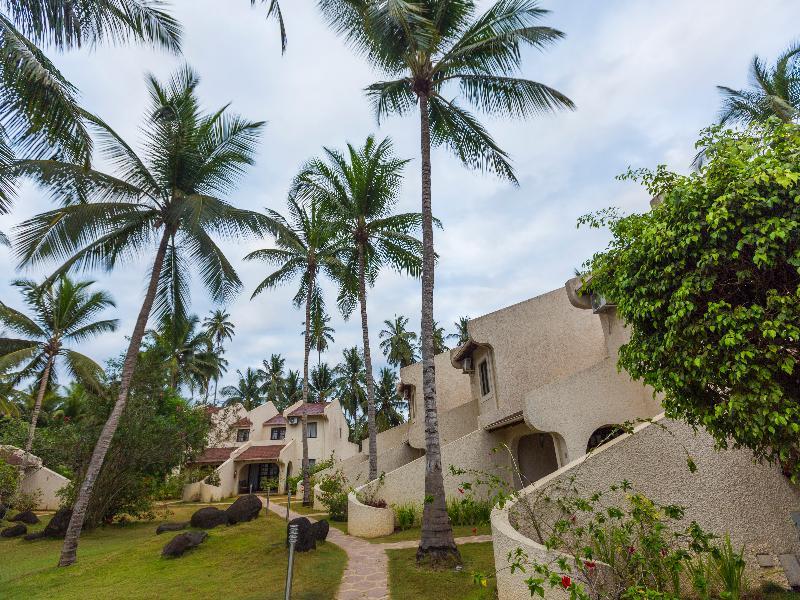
318, 469, 350, 521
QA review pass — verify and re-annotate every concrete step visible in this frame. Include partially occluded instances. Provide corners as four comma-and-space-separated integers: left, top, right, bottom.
778, 554, 800, 591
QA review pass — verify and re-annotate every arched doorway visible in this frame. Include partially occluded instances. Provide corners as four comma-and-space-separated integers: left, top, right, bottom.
517, 433, 559, 488
586, 425, 623, 454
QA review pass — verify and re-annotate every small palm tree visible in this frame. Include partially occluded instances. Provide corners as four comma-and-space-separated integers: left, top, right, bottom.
379, 315, 418, 368
148, 315, 218, 398
375, 367, 405, 431
11, 66, 267, 567
306, 295, 335, 365
0, 1, 181, 213
447, 316, 470, 347
334, 347, 367, 443
203, 309, 235, 402
245, 196, 345, 505
221, 368, 265, 411
292, 134, 422, 481
310, 362, 336, 403
0, 276, 116, 475
718, 42, 800, 126
319, 0, 573, 565
431, 320, 449, 355
260, 353, 288, 410
283, 369, 303, 407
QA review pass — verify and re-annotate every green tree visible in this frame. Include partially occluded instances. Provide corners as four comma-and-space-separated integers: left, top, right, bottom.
379, 315, 418, 368
260, 353, 288, 410
447, 316, 470, 346
245, 196, 344, 505
0, 276, 116, 479
718, 42, 799, 126
12, 66, 266, 566
203, 309, 235, 402
292, 134, 421, 481
431, 319, 449, 355
306, 294, 335, 365
582, 121, 800, 480
318, 0, 573, 565
221, 368, 264, 411
310, 362, 336, 403
0, 0, 181, 213
374, 367, 405, 431
335, 347, 367, 443
283, 369, 303, 407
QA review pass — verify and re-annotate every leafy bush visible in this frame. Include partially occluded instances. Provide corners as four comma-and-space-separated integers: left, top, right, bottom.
204, 469, 221, 487
0, 459, 17, 503
393, 503, 420, 530
12, 489, 41, 512
318, 469, 349, 521
447, 496, 491, 526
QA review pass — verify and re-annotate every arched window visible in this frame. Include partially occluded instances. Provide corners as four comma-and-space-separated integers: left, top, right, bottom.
586, 425, 623, 453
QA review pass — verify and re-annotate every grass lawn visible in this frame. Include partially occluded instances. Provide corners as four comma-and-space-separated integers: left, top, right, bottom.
267, 499, 326, 516
387, 541, 496, 600
366, 523, 491, 544
0, 504, 346, 600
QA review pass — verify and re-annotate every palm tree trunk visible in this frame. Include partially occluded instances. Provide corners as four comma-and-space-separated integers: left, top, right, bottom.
416, 95, 460, 567
301, 271, 314, 506
19, 353, 54, 485
357, 242, 378, 481
58, 229, 171, 567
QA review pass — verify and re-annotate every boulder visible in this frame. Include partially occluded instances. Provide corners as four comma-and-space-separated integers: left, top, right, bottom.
23, 532, 45, 541
156, 521, 189, 535
310, 519, 329, 543
9, 510, 39, 525
1, 523, 27, 538
161, 531, 208, 558
286, 517, 315, 552
190, 506, 228, 529
225, 494, 262, 524
41, 507, 71, 539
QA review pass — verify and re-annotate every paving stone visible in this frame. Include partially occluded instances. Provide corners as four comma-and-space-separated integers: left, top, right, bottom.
757, 553, 776, 568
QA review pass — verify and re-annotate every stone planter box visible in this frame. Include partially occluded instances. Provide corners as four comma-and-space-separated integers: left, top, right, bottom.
346, 491, 394, 538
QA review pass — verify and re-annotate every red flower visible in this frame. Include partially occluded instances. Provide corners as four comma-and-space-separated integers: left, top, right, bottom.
660, 548, 668, 557
458, 488, 464, 494
628, 546, 636, 554
584, 561, 596, 571
569, 515, 577, 524
561, 576, 572, 589
472, 528, 477, 535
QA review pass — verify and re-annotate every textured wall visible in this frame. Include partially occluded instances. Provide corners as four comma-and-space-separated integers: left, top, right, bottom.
21, 466, 69, 510
407, 398, 480, 450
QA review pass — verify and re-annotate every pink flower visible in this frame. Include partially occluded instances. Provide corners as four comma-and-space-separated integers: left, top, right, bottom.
561, 576, 572, 589
628, 546, 636, 555
584, 561, 596, 571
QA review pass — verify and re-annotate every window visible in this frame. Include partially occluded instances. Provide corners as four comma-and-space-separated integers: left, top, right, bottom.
236, 428, 250, 442
479, 360, 491, 396
307, 421, 317, 438
270, 427, 286, 440
308, 459, 316, 468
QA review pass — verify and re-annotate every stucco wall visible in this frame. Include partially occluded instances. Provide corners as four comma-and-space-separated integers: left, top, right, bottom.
408, 398, 479, 450
21, 466, 69, 510
401, 351, 472, 424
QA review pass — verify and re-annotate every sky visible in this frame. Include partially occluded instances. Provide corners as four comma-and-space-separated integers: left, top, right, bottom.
1, 0, 798, 392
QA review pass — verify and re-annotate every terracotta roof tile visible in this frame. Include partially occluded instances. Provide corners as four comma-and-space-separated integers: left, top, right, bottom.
233, 417, 252, 427
237, 445, 285, 461
204, 405, 222, 415
193, 447, 235, 464
288, 402, 329, 417
263, 414, 287, 426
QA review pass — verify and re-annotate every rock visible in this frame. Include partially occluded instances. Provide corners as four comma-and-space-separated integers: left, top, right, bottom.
286, 517, 315, 552
23, 532, 45, 541
41, 508, 71, 539
225, 494, 262, 524
190, 506, 228, 529
1, 523, 27, 538
310, 519, 329, 543
161, 531, 208, 558
156, 521, 189, 535
9, 510, 39, 525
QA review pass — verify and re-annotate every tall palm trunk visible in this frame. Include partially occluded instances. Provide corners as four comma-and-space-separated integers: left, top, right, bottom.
19, 353, 54, 484
301, 270, 314, 506
416, 96, 460, 567
59, 229, 171, 567
357, 242, 378, 481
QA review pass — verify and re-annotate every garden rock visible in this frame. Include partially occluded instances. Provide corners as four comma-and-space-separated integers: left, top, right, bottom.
1, 523, 27, 538
286, 517, 315, 552
156, 521, 189, 535
161, 531, 208, 558
42, 507, 72, 538
310, 519, 329, 543
190, 506, 228, 529
9, 510, 39, 525
225, 494, 262, 524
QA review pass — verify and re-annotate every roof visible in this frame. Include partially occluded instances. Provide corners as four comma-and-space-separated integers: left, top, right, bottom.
484, 411, 524, 431
236, 445, 285, 461
288, 402, 329, 418
193, 447, 235, 464
263, 414, 287, 427
204, 405, 222, 415
233, 417, 252, 428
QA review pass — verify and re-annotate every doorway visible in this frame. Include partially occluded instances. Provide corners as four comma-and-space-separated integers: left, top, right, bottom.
516, 433, 559, 488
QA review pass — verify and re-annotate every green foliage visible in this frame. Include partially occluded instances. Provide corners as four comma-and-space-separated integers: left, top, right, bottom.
447, 496, 492, 527
11, 489, 41, 512
0, 458, 17, 502
583, 121, 800, 479
711, 534, 746, 600
152, 466, 218, 501
318, 469, 350, 521
393, 502, 421, 530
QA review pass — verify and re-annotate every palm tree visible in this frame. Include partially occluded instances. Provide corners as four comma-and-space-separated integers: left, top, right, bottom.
375, 367, 406, 431
11, 66, 267, 567
292, 134, 422, 481
0, 276, 116, 477
0, 1, 181, 215
245, 196, 344, 505
447, 316, 470, 347
221, 368, 264, 411
310, 362, 336, 403
431, 320, 449, 355
203, 309, 235, 402
284, 369, 303, 407
260, 353, 288, 410
318, 0, 574, 565
379, 315, 418, 368
334, 347, 367, 444
718, 42, 800, 126
306, 294, 335, 365
148, 314, 218, 398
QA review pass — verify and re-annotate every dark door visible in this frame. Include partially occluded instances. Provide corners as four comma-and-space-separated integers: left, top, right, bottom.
259, 463, 279, 492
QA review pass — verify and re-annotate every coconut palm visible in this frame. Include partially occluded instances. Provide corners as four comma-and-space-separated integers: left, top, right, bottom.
375, 367, 405, 431
203, 309, 235, 402
334, 346, 367, 443
0, 1, 181, 214
0, 276, 116, 477
292, 134, 422, 481
245, 196, 345, 505
447, 316, 470, 346
718, 42, 800, 126
310, 361, 336, 403
221, 367, 264, 411
11, 66, 266, 566
431, 320, 449, 355
250, 0, 287, 53
284, 369, 303, 407
379, 315, 418, 368
306, 294, 335, 365
318, 0, 574, 564
259, 353, 287, 410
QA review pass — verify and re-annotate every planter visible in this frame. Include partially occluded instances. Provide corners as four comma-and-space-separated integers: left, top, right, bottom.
346, 491, 394, 538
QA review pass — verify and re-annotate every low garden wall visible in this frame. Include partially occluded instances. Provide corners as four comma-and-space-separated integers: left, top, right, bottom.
21, 465, 69, 510
346, 489, 394, 538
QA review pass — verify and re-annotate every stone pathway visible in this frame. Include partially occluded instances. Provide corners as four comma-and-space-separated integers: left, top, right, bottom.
262, 497, 492, 600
